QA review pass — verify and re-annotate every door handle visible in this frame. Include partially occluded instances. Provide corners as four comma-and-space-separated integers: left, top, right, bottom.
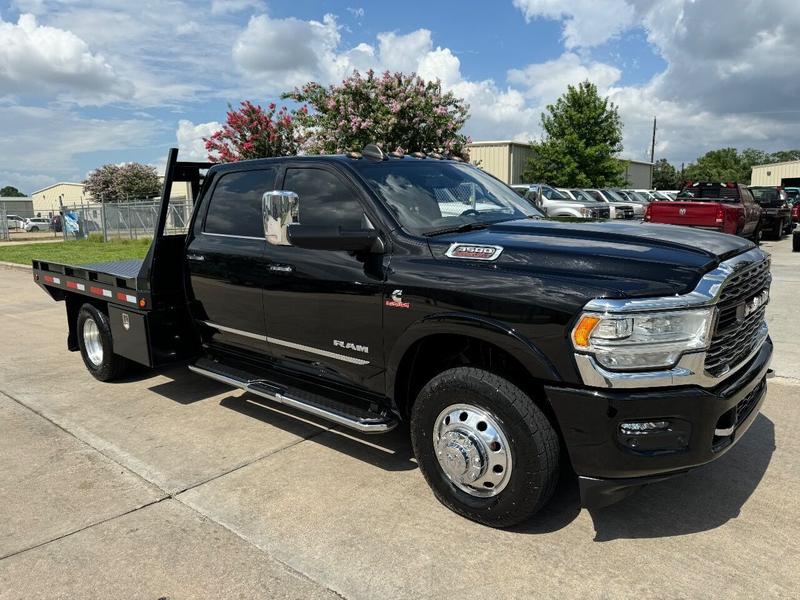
269, 264, 294, 273
187, 253, 205, 262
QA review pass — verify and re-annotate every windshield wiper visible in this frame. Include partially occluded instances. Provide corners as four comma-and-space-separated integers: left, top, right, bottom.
423, 222, 492, 237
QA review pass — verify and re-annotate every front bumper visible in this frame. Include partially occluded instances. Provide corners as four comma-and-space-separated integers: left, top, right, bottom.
546, 337, 772, 508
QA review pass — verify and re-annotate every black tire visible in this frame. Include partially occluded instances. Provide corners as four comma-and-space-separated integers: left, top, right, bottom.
751, 223, 762, 244
410, 367, 560, 528
793, 230, 800, 252
76, 304, 129, 381
30, 226, 39, 232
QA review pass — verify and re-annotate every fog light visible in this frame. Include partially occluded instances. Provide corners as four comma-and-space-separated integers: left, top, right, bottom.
619, 420, 670, 435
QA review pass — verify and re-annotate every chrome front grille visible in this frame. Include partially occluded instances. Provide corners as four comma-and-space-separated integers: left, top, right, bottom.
705, 258, 771, 376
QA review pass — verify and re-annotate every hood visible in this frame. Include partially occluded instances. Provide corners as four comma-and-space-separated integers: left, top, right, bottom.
428, 219, 755, 299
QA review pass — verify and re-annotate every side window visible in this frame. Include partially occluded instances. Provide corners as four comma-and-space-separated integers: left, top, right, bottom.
204, 169, 276, 237
283, 168, 364, 229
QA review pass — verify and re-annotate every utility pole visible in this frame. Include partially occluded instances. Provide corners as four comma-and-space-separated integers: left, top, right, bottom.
650, 116, 656, 164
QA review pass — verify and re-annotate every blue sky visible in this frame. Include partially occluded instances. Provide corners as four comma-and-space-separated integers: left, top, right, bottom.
1, 0, 799, 193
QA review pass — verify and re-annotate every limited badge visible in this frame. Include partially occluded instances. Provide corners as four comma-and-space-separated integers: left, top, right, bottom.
121, 313, 130, 331
445, 243, 503, 261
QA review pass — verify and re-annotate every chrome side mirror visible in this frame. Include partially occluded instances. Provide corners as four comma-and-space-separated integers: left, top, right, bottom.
263, 190, 299, 245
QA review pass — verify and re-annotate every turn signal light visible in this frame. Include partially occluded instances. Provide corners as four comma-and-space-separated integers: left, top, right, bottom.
572, 315, 601, 348
138, 298, 146, 308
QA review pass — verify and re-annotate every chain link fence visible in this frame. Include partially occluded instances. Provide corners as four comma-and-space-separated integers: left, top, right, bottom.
56, 199, 192, 241
0, 206, 9, 241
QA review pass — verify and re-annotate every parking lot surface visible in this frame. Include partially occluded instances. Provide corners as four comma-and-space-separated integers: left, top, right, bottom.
0, 237, 798, 599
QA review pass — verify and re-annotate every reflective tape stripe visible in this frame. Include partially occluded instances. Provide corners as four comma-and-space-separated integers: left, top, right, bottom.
116, 292, 137, 304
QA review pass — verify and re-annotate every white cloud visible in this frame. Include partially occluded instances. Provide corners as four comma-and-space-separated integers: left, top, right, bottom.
513, 0, 635, 48
0, 14, 132, 104
233, 13, 346, 89
0, 105, 163, 188
177, 120, 222, 161
508, 52, 621, 102
210, 0, 264, 15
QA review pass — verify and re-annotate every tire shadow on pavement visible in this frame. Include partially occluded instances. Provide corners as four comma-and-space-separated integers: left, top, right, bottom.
588, 414, 775, 541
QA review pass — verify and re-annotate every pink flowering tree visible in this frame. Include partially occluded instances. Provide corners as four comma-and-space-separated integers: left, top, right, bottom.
284, 70, 470, 156
204, 100, 302, 162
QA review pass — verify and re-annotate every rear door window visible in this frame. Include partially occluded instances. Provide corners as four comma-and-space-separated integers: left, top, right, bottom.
204, 169, 276, 237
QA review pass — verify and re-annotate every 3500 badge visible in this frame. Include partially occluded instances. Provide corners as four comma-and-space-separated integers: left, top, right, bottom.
444, 244, 504, 261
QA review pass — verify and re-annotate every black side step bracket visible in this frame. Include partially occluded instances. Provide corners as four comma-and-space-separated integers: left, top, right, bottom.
188, 358, 397, 434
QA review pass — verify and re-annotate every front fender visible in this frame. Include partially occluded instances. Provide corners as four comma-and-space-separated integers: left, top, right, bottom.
386, 312, 561, 401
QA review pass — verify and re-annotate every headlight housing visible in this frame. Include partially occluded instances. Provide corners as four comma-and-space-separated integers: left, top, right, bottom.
571, 308, 715, 371
579, 206, 593, 217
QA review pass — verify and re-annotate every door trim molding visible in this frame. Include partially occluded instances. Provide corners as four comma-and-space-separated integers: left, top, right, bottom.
200, 321, 371, 366
201, 321, 267, 341
267, 336, 370, 366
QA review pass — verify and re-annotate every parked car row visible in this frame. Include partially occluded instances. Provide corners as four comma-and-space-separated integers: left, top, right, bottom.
511, 184, 649, 220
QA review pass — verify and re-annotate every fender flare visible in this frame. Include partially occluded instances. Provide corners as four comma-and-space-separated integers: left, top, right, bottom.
386, 312, 561, 403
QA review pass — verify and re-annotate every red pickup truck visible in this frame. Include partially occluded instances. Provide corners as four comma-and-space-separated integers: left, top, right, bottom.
644, 182, 762, 240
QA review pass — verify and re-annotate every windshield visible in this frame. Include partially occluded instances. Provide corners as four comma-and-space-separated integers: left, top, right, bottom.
355, 160, 542, 235
570, 189, 599, 202
678, 183, 741, 202
750, 187, 784, 205
603, 189, 627, 202
626, 191, 649, 203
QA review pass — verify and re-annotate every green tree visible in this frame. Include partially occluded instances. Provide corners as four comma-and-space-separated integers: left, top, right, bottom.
0, 185, 26, 197
769, 149, 800, 163
683, 147, 772, 184
284, 70, 470, 156
84, 163, 161, 201
522, 80, 625, 187
652, 158, 680, 189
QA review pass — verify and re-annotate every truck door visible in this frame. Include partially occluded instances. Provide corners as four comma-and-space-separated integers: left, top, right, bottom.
262, 164, 385, 393
185, 167, 276, 357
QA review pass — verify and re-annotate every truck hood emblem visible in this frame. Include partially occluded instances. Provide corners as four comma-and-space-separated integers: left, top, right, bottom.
445, 243, 503, 261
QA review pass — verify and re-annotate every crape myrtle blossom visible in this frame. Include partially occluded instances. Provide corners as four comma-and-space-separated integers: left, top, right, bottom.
204, 100, 303, 162
284, 70, 470, 157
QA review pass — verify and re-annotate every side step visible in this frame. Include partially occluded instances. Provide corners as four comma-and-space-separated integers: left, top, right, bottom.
188, 359, 398, 434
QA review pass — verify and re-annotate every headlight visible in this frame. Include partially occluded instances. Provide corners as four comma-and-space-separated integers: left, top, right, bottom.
572, 308, 714, 370
579, 207, 593, 217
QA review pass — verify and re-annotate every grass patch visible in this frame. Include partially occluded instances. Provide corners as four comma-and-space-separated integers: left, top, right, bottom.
0, 237, 152, 266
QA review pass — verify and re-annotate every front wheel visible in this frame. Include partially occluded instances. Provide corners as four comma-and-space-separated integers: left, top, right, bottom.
77, 304, 130, 381
410, 367, 560, 528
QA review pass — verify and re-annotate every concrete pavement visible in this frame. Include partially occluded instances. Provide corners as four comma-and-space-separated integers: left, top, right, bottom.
0, 239, 798, 599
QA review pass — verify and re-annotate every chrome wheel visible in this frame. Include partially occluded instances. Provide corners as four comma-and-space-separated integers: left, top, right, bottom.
82, 317, 104, 367
433, 403, 512, 497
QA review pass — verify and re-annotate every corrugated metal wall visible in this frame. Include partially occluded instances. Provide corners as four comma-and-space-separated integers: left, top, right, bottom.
750, 161, 800, 185
624, 161, 653, 188
509, 145, 535, 184
468, 143, 511, 183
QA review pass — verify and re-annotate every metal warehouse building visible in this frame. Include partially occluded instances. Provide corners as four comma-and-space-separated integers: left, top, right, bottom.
750, 160, 800, 187
467, 141, 653, 188
467, 141, 536, 185
0, 197, 34, 218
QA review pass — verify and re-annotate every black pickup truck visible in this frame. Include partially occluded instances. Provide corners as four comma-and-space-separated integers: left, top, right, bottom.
33, 147, 773, 527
